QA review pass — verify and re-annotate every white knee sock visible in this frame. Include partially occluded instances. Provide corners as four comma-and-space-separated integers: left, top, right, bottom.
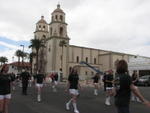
73, 102, 78, 110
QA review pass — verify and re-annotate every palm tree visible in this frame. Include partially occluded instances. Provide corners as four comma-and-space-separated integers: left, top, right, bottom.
29, 39, 45, 73
15, 50, 23, 72
29, 52, 36, 74
0, 56, 8, 65
59, 40, 67, 71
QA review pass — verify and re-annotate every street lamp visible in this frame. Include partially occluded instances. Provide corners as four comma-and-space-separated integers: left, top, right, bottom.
20, 45, 24, 52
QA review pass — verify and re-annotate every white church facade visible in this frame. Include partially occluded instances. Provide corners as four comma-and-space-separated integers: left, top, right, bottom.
32, 4, 150, 78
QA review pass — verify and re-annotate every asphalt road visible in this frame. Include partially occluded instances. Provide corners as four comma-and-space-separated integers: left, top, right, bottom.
9, 83, 150, 113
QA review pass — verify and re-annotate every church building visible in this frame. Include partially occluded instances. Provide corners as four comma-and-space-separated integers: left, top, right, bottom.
33, 4, 134, 79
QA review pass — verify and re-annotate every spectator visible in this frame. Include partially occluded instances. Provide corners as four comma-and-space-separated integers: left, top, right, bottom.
113, 60, 150, 113
0, 65, 14, 113
20, 69, 30, 95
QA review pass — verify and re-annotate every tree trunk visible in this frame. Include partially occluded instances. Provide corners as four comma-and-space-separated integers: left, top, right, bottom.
18, 57, 20, 73
36, 50, 39, 74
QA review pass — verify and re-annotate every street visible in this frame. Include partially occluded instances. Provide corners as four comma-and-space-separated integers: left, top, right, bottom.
10, 83, 150, 113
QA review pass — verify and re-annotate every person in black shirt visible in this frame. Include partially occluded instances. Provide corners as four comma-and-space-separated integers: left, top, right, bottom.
34, 70, 45, 102
102, 72, 107, 91
20, 69, 30, 95
65, 67, 81, 113
105, 70, 114, 106
113, 60, 150, 113
0, 65, 13, 113
92, 73, 100, 96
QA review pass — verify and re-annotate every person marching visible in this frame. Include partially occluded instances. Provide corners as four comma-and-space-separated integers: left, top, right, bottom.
102, 72, 107, 92
20, 69, 30, 95
34, 70, 45, 102
131, 70, 140, 102
92, 73, 100, 96
0, 65, 14, 113
113, 60, 150, 113
51, 72, 58, 92
65, 67, 81, 113
105, 70, 114, 106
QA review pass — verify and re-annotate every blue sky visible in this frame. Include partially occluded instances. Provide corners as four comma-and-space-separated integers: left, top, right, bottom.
0, 36, 30, 62
0, 0, 150, 62
0, 36, 30, 47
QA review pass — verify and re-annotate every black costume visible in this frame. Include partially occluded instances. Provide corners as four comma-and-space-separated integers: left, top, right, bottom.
114, 74, 132, 113
105, 74, 113, 88
0, 74, 14, 95
92, 75, 100, 83
20, 71, 30, 95
34, 73, 45, 84
68, 73, 79, 89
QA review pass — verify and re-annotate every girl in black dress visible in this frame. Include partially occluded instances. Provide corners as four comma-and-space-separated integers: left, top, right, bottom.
34, 70, 45, 102
65, 67, 81, 113
92, 73, 100, 96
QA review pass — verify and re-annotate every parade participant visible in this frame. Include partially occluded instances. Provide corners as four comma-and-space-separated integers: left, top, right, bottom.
51, 72, 58, 92
113, 60, 150, 113
0, 65, 14, 113
20, 69, 30, 95
92, 73, 100, 96
131, 70, 140, 102
65, 67, 81, 113
34, 70, 45, 102
105, 70, 114, 105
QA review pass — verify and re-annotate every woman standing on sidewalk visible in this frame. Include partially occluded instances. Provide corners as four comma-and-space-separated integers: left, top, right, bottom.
0, 65, 13, 113
113, 60, 150, 113
65, 67, 81, 113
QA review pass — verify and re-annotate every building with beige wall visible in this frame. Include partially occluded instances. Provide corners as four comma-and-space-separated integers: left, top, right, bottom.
33, 4, 145, 79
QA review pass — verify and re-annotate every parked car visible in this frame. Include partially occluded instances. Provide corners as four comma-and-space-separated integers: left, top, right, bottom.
137, 75, 150, 86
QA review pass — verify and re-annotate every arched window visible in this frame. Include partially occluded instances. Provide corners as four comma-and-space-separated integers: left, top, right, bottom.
60, 15, 63, 21
42, 35, 46, 43
39, 25, 41, 30
85, 71, 88, 75
59, 27, 63, 36
94, 58, 96, 64
55, 15, 58, 20
43, 35, 46, 38
43, 26, 45, 30
86, 57, 88, 63
76, 56, 79, 63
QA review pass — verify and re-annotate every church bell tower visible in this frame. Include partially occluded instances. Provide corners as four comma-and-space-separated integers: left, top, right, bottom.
46, 4, 70, 75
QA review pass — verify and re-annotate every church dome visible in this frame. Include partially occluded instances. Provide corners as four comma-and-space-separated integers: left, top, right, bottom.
37, 16, 47, 24
53, 4, 64, 14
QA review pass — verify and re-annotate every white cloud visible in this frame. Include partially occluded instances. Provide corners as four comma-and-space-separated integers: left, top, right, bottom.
0, 0, 150, 62
0, 41, 18, 49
